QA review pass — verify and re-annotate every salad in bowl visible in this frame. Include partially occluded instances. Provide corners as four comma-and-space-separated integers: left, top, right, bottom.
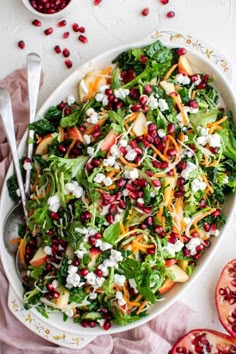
6, 39, 236, 331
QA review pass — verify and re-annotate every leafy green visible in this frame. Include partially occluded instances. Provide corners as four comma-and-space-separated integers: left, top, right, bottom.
49, 155, 88, 182
60, 109, 81, 128
7, 175, 19, 202
103, 222, 121, 245
217, 113, 236, 160
29, 119, 57, 136
189, 109, 218, 128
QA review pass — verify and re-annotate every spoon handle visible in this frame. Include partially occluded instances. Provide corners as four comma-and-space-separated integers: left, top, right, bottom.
0, 88, 28, 219
25, 53, 41, 197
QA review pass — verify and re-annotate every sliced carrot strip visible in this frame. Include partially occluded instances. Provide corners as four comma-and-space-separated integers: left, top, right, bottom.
163, 64, 178, 80
150, 144, 169, 162
119, 156, 139, 168
66, 139, 76, 157
19, 238, 27, 269
173, 96, 188, 125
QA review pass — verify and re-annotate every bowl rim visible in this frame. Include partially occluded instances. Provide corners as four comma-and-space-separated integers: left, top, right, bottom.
1, 30, 236, 341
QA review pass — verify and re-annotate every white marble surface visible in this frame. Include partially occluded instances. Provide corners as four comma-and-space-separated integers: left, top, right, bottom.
0, 0, 236, 350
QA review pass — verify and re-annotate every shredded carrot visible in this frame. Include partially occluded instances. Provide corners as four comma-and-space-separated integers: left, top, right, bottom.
9, 238, 21, 245
122, 284, 130, 299
123, 295, 140, 308
58, 126, 65, 142
166, 135, 180, 161
137, 300, 148, 314
191, 90, 196, 100
120, 222, 126, 235
30, 166, 40, 193
208, 160, 219, 167
126, 112, 139, 123
178, 132, 185, 143
119, 155, 139, 168
202, 174, 214, 194
105, 184, 116, 190
66, 139, 76, 157
84, 118, 106, 135
173, 96, 188, 125
209, 124, 223, 134
200, 154, 209, 166
163, 63, 178, 80
19, 238, 27, 269
153, 172, 166, 178
207, 115, 227, 128
30, 194, 46, 200
150, 144, 169, 162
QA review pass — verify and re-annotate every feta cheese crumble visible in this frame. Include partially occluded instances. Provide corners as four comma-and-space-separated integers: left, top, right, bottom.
191, 177, 207, 193
181, 161, 197, 180
164, 240, 184, 257
124, 168, 139, 180
114, 88, 130, 100
186, 237, 202, 256
176, 73, 191, 85
47, 194, 60, 213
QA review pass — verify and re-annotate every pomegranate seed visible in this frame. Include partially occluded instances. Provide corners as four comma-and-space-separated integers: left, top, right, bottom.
79, 26, 86, 33
94, 0, 102, 5
199, 199, 207, 209
197, 82, 206, 90
169, 91, 177, 98
58, 145, 66, 153
88, 236, 96, 246
78, 35, 88, 43
44, 27, 53, 36
146, 216, 153, 225
167, 123, 175, 133
58, 20, 67, 27
72, 23, 80, 32
95, 269, 103, 277
81, 320, 89, 327
46, 283, 54, 292
177, 48, 186, 56
177, 160, 187, 170
53, 291, 60, 299
72, 259, 80, 266
54, 45, 61, 54
130, 104, 141, 112
210, 147, 218, 154
142, 207, 152, 213
196, 244, 204, 252
51, 212, 59, 220
62, 48, 70, 57
160, 161, 168, 169
160, 0, 169, 4
213, 209, 221, 217
211, 223, 217, 232
106, 214, 114, 224
65, 59, 72, 69
152, 179, 161, 187
174, 190, 184, 198
32, 19, 41, 26
144, 84, 152, 95
202, 74, 209, 83
119, 199, 126, 209
89, 321, 96, 328
147, 248, 156, 254
18, 40, 25, 49
141, 7, 149, 16
191, 74, 199, 82
80, 268, 88, 277
63, 31, 70, 39
166, 11, 175, 18
139, 95, 148, 105
140, 54, 147, 63
103, 320, 111, 330
189, 100, 198, 109
167, 148, 177, 157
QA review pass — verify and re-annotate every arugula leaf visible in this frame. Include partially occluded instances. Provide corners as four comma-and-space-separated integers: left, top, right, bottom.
119, 258, 141, 279
103, 222, 121, 245
113, 308, 144, 325
189, 109, 218, 128
49, 155, 88, 182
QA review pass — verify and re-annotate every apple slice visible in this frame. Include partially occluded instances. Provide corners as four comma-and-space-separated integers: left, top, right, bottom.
88, 247, 101, 267
159, 279, 175, 294
177, 259, 189, 272
169, 264, 189, 282
35, 134, 54, 155
132, 112, 147, 136
178, 55, 193, 76
30, 247, 48, 267
65, 245, 74, 260
160, 80, 176, 95
78, 70, 107, 102
66, 126, 84, 142
53, 286, 70, 310
101, 130, 118, 152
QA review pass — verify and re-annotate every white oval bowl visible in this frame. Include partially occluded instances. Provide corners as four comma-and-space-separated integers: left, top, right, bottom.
1, 32, 236, 343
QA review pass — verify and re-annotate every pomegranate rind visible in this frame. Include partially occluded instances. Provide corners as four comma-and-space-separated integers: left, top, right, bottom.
215, 259, 236, 338
170, 328, 236, 353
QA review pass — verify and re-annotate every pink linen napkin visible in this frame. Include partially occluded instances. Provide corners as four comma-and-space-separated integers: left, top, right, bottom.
0, 69, 193, 354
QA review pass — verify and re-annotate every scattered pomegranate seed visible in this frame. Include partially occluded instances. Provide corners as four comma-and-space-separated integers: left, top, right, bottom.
189, 100, 199, 109
58, 20, 67, 27
63, 31, 70, 39
160, 0, 169, 4
79, 26, 86, 33
166, 11, 175, 18
140, 54, 147, 63
65, 59, 72, 68
177, 47, 187, 56
72, 23, 80, 32
80, 268, 89, 277
197, 82, 206, 90
58, 145, 66, 153
81, 320, 89, 327
94, 0, 102, 5
78, 35, 88, 43
103, 320, 111, 330
18, 40, 25, 49
54, 45, 61, 54
141, 7, 149, 16
44, 27, 53, 36
50, 212, 59, 220
32, 19, 41, 27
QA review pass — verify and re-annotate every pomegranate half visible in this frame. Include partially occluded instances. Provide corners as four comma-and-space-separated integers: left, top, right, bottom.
170, 328, 236, 353
215, 259, 236, 337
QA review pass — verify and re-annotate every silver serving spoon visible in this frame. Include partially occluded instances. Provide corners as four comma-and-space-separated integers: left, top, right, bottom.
1, 54, 41, 283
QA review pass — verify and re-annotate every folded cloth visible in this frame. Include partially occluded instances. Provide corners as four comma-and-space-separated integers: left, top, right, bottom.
0, 69, 192, 354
